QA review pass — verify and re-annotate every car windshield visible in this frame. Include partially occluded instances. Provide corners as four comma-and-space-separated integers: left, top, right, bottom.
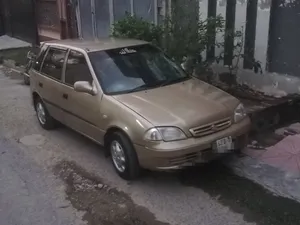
88, 44, 190, 95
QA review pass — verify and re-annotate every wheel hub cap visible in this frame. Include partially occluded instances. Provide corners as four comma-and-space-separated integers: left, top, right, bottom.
36, 102, 46, 125
111, 140, 126, 173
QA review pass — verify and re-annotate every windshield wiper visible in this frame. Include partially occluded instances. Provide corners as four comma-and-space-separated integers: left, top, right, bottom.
127, 76, 190, 93
159, 76, 190, 87
127, 84, 152, 93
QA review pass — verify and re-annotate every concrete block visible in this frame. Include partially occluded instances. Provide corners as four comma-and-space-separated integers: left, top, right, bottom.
288, 123, 300, 134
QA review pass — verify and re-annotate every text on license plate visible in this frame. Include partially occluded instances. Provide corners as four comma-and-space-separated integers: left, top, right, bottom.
215, 136, 233, 153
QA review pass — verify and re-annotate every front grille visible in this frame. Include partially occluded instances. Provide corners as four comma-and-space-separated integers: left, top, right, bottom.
189, 118, 232, 137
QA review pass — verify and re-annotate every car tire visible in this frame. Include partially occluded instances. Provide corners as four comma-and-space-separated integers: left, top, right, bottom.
109, 132, 141, 180
23, 74, 30, 85
34, 97, 57, 130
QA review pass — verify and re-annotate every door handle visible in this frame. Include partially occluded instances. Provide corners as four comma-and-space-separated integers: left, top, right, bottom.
62, 93, 68, 99
38, 82, 43, 88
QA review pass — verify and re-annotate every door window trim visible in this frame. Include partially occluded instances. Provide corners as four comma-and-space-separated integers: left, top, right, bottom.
40, 44, 104, 95
62, 48, 95, 89
39, 45, 68, 83
61, 48, 70, 86
32, 44, 48, 72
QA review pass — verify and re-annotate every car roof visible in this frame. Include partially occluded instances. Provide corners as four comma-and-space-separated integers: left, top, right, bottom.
42, 38, 149, 52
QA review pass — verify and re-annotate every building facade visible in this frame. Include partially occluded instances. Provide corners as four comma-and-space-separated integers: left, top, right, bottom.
0, 0, 77, 44
1, 0, 300, 77
0, 0, 38, 44
199, 0, 300, 76
35, 0, 77, 41
74, 0, 300, 76
75, 0, 170, 39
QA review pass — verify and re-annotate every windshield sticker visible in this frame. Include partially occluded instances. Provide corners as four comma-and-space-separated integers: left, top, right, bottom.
119, 48, 137, 55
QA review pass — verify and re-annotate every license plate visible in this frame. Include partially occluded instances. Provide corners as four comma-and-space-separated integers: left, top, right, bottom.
214, 136, 234, 153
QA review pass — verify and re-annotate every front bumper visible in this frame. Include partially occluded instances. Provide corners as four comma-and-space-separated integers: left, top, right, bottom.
134, 117, 250, 170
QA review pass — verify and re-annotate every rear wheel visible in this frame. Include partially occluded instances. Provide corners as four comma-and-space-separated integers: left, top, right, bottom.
109, 132, 141, 180
35, 97, 57, 130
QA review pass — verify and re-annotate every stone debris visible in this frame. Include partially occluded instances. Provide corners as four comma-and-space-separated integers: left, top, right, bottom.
96, 184, 104, 189
275, 123, 300, 138
247, 140, 265, 150
288, 123, 300, 134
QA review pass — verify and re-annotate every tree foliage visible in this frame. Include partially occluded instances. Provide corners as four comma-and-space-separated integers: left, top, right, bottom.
112, 11, 239, 74
111, 12, 163, 48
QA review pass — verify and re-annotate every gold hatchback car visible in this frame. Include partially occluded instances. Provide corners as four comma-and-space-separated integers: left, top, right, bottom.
29, 39, 250, 180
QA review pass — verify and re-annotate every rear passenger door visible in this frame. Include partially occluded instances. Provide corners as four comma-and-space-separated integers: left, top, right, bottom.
61, 50, 104, 142
37, 46, 68, 123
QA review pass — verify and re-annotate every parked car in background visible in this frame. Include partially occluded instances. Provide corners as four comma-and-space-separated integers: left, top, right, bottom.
29, 39, 251, 180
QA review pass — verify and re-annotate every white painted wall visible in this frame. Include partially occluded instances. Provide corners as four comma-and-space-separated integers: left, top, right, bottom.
199, 0, 270, 70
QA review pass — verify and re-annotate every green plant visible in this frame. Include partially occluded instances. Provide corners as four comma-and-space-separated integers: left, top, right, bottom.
112, 12, 163, 48
112, 12, 225, 73
215, 27, 263, 75
215, 28, 244, 70
111, 7, 263, 85
165, 14, 225, 74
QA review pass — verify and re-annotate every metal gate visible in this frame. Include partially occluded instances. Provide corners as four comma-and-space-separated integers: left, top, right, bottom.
4, 0, 37, 43
267, 0, 300, 76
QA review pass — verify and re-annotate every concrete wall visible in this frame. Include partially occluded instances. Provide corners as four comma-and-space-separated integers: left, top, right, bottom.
205, 0, 300, 97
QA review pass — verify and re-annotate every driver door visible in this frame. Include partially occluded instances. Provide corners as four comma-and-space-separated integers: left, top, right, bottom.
61, 50, 104, 143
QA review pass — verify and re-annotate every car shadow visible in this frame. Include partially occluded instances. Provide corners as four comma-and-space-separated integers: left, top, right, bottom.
143, 159, 300, 225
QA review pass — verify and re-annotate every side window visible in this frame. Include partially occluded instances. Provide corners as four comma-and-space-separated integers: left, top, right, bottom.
41, 48, 67, 80
65, 50, 93, 86
33, 45, 48, 71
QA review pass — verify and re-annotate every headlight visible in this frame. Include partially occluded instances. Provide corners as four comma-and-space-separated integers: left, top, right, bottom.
234, 103, 247, 123
144, 127, 187, 142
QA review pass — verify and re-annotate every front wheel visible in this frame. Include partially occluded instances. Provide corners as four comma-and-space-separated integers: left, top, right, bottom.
109, 132, 141, 180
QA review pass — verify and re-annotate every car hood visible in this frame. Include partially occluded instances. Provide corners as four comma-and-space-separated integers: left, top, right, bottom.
113, 78, 240, 130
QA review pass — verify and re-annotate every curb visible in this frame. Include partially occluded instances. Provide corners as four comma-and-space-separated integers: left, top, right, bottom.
225, 154, 300, 203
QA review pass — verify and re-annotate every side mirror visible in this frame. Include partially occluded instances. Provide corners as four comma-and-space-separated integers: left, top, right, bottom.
74, 81, 97, 95
27, 50, 36, 60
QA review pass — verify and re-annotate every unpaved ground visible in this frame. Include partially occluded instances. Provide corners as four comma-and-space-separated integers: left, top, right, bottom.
54, 161, 169, 225
1, 67, 300, 225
